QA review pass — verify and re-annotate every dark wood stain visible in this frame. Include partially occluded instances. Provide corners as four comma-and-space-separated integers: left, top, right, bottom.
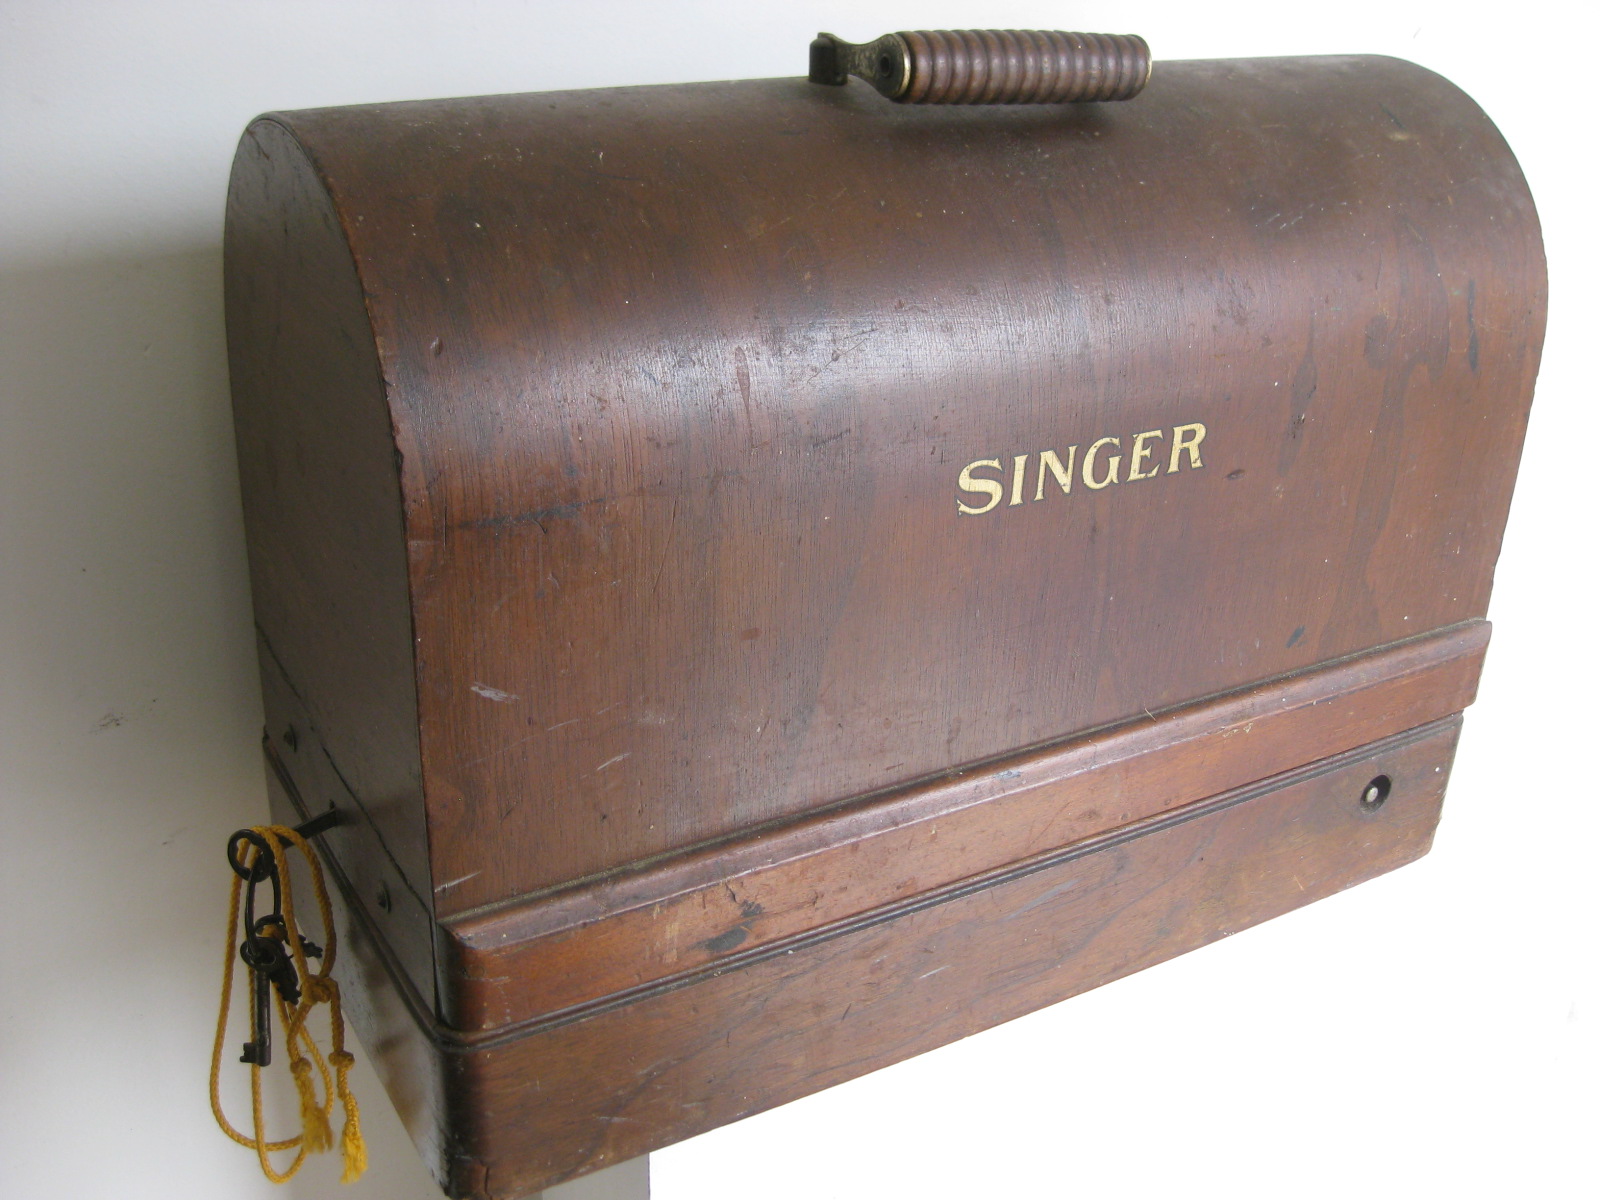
227, 53, 1544, 1199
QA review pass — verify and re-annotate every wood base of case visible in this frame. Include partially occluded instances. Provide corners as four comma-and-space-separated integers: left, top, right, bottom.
268, 691, 1461, 1197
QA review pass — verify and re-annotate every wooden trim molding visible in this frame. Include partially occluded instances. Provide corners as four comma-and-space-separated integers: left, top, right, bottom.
437, 621, 1486, 1032
274, 712, 1461, 1196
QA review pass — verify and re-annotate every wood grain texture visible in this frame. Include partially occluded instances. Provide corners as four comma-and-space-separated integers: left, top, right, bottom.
286, 719, 1460, 1198
236, 57, 1542, 914
226, 118, 436, 994
438, 621, 1485, 1031
224, 51, 1545, 1200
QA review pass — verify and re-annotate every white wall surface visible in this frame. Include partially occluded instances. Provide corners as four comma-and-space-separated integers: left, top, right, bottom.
1, 3, 1593, 1198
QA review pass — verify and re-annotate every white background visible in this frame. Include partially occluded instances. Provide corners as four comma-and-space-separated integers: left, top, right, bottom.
2, 3, 1594, 1198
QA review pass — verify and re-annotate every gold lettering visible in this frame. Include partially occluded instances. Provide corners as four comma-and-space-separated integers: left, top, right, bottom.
956, 420, 1210, 515
1009, 454, 1029, 506
1034, 446, 1078, 500
1168, 422, 1207, 473
956, 458, 1004, 515
1082, 437, 1123, 490
1128, 430, 1165, 481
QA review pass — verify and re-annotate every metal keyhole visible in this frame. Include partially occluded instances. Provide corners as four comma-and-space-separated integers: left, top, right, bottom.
1359, 774, 1391, 812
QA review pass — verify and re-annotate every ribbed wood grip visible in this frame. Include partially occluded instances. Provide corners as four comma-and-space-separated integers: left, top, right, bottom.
902, 30, 1150, 103
809, 29, 1151, 104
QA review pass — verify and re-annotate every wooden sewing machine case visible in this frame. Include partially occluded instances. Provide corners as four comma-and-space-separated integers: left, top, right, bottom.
225, 47, 1544, 1199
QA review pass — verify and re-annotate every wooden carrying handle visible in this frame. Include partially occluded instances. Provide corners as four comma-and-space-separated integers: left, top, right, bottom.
809, 30, 1152, 104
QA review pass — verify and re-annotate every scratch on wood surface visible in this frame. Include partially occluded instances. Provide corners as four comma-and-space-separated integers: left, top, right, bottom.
471, 682, 519, 703
734, 345, 756, 447
652, 497, 679, 595
435, 871, 482, 894
455, 729, 541, 770
1006, 877, 1083, 920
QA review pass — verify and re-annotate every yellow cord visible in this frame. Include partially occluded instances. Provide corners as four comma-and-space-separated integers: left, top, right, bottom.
210, 825, 367, 1184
